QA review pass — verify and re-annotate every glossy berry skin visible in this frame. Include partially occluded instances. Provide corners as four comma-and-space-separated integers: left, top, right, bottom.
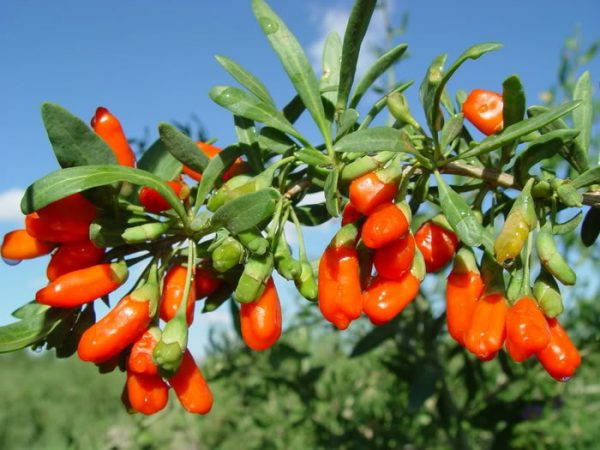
128, 329, 160, 376
318, 245, 363, 330
183, 141, 249, 182
341, 202, 362, 226
91, 106, 136, 167
138, 180, 188, 214
240, 278, 282, 351
361, 203, 409, 249
464, 293, 508, 361
446, 271, 484, 346
414, 222, 459, 273
25, 194, 97, 243
505, 296, 550, 362
362, 273, 420, 325
126, 371, 169, 415
1, 229, 55, 260
194, 266, 221, 300
373, 234, 415, 280
168, 349, 213, 414
46, 240, 105, 281
37, 193, 97, 225
462, 89, 504, 136
36, 262, 128, 308
349, 172, 398, 216
77, 294, 151, 363
537, 318, 581, 381
159, 265, 196, 325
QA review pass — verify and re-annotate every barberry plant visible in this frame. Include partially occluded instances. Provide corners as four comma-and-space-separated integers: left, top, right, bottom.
0, 0, 597, 414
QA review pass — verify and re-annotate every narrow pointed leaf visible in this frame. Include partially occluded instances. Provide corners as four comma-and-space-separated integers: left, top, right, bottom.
21, 165, 189, 224
195, 146, 243, 208
215, 54, 275, 105
440, 113, 464, 151
321, 32, 342, 123
452, 101, 581, 161
359, 80, 414, 129
527, 105, 589, 172
431, 43, 502, 133
324, 168, 341, 217
572, 166, 600, 189
419, 53, 447, 134
41, 102, 117, 168
252, 0, 331, 147
553, 211, 583, 235
513, 129, 579, 185
159, 122, 209, 175
234, 116, 263, 173
350, 43, 408, 108
211, 188, 281, 234
336, 109, 359, 139
210, 85, 303, 141
0, 307, 73, 353
501, 75, 526, 162
137, 138, 183, 180
336, 0, 377, 114
333, 127, 417, 155
434, 171, 484, 247
572, 71, 592, 169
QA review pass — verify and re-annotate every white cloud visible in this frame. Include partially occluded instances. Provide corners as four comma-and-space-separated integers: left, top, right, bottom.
0, 188, 25, 223
308, 3, 389, 77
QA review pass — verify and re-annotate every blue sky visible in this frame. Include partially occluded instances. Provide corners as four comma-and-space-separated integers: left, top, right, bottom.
0, 0, 599, 354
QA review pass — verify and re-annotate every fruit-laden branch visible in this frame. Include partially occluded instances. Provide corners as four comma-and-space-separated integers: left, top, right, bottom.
442, 162, 600, 209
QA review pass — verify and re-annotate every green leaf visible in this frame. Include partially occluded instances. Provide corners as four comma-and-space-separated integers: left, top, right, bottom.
452, 101, 581, 162
252, 0, 331, 148
258, 127, 296, 154
527, 105, 588, 173
136, 138, 183, 180
321, 32, 342, 122
513, 129, 579, 185
440, 113, 464, 151
333, 127, 417, 155
234, 116, 263, 173
349, 43, 408, 108
419, 53, 447, 134
359, 80, 414, 130
434, 171, 484, 247
195, 146, 243, 208
158, 123, 209, 174
324, 168, 340, 217
572, 71, 592, 169
336, 0, 377, 114
210, 85, 303, 141
294, 203, 330, 226
215, 54, 275, 106
572, 166, 600, 189
0, 307, 72, 353
21, 165, 189, 224
350, 320, 398, 357
335, 109, 359, 140
423, 43, 502, 136
211, 188, 281, 234
295, 147, 331, 167
41, 102, 117, 168
11, 302, 50, 320
501, 75, 526, 162
502, 75, 526, 127
553, 211, 583, 235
